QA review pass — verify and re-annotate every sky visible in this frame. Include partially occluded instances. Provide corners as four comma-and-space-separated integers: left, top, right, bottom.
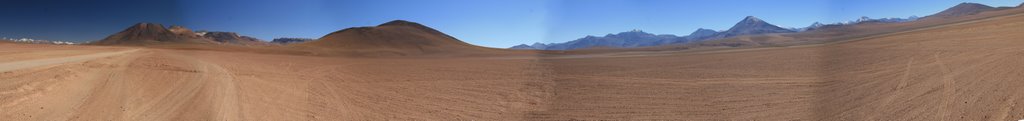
0, 0, 1021, 48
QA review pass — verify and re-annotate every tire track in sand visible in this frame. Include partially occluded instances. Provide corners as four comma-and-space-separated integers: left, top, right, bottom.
162, 52, 241, 120
196, 60, 241, 121
934, 53, 953, 120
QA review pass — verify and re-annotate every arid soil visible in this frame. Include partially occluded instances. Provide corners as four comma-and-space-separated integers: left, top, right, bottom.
3, 10, 1024, 121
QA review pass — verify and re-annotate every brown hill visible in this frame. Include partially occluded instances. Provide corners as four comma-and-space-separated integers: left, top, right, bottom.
92, 23, 273, 46
93, 23, 191, 45
293, 20, 497, 57
925, 3, 996, 19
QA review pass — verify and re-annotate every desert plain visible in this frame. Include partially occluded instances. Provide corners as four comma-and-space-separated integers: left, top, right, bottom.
2, 4, 1024, 121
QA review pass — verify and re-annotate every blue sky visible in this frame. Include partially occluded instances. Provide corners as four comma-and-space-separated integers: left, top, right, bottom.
0, 0, 1021, 47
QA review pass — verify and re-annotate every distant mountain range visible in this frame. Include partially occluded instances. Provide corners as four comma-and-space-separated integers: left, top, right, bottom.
0, 37, 76, 45
802, 16, 920, 31
511, 2, 1006, 50
513, 30, 678, 50
200, 31, 269, 46
512, 16, 797, 50
271, 38, 315, 44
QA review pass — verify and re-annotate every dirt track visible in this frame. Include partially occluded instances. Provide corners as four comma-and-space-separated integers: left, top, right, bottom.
0, 49, 138, 72
2, 10, 1024, 121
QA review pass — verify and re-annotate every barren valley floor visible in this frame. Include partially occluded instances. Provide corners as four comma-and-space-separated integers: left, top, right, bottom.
3, 12, 1024, 121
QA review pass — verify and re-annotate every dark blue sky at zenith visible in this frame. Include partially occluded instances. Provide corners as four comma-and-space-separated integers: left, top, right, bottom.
0, 0, 1021, 48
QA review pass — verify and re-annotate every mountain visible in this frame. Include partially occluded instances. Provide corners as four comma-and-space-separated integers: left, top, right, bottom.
168, 25, 202, 38
509, 44, 535, 50
271, 38, 315, 44
93, 23, 199, 45
686, 28, 719, 40
509, 42, 549, 50
542, 30, 679, 50
528, 42, 550, 49
93, 23, 272, 46
855, 16, 873, 23
926, 3, 996, 19
703, 16, 796, 40
804, 22, 826, 30
294, 20, 492, 56
202, 31, 268, 46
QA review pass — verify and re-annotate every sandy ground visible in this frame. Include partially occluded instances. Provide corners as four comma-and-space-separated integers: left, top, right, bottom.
2, 11, 1024, 121
0, 49, 138, 72
0, 46, 552, 120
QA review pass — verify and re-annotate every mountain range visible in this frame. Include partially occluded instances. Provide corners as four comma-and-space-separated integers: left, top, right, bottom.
802, 16, 920, 31
85, 2, 1018, 55
512, 16, 796, 50
201, 31, 268, 46
511, 2, 1009, 50
0, 37, 76, 45
92, 23, 272, 46
684, 2, 1022, 48
271, 38, 316, 44
515, 30, 677, 50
